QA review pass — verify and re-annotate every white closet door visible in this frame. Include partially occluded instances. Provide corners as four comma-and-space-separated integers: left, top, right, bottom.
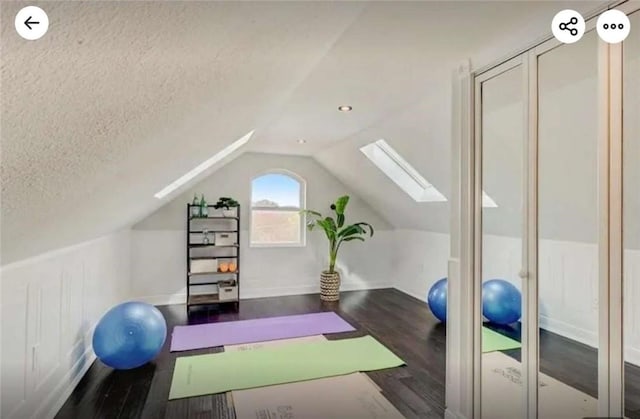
536, 29, 600, 418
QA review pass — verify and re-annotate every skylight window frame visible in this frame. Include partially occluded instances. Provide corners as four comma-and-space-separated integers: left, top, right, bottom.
360, 139, 447, 203
374, 139, 433, 190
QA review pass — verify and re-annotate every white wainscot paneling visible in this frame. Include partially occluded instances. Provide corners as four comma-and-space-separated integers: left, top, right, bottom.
538, 239, 599, 346
1, 231, 131, 419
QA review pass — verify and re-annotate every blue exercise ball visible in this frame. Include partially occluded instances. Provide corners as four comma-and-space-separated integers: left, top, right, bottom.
482, 279, 521, 325
427, 277, 448, 322
93, 301, 167, 370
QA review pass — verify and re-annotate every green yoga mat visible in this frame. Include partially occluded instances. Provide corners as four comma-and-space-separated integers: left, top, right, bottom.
482, 327, 521, 353
169, 335, 405, 400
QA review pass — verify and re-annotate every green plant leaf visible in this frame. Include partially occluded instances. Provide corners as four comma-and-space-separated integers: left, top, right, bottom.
341, 236, 365, 242
303, 196, 372, 272
325, 217, 337, 233
334, 195, 350, 215
337, 224, 363, 238
354, 222, 374, 237
316, 219, 336, 241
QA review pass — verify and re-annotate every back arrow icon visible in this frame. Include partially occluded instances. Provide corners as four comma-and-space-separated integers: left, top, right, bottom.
24, 16, 39, 30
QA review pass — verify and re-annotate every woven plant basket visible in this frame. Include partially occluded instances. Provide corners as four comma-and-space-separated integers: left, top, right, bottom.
320, 270, 341, 302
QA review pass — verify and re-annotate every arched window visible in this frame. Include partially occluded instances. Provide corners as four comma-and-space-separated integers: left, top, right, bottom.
250, 171, 306, 247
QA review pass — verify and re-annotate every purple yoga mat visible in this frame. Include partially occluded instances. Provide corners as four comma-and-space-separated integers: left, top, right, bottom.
170, 312, 356, 352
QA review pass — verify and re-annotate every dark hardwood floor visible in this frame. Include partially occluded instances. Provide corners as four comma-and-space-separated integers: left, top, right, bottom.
56, 289, 446, 419
55, 288, 640, 419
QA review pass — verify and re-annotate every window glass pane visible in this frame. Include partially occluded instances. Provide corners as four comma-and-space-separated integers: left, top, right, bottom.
538, 30, 598, 417
251, 210, 301, 244
251, 174, 301, 208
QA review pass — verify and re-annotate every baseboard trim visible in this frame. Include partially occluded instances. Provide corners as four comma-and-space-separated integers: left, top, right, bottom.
392, 286, 425, 303
539, 315, 597, 349
135, 282, 392, 306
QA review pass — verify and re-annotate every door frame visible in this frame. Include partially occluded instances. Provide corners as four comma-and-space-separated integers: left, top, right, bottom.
461, 2, 638, 418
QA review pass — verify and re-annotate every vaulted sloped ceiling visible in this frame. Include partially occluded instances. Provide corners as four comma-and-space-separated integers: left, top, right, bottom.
315, 88, 452, 233
1, 1, 606, 264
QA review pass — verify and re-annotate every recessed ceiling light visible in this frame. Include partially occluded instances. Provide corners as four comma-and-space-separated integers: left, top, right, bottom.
297, 139, 307, 144
338, 105, 352, 112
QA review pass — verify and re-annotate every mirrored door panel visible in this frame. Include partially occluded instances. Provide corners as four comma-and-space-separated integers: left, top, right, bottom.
479, 63, 525, 419
624, 10, 640, 419
537, 29, 599, 418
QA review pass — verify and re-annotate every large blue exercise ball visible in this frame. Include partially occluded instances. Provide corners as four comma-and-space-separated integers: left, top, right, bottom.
427, 277, 448, 322
482, 279, 521, 325
93, 301, 167, 370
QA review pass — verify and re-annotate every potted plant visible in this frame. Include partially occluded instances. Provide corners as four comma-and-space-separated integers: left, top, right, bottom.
301, 195, 374, 302
213, 197, 239, 217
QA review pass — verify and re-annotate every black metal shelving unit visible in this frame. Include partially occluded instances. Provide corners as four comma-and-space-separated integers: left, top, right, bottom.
186, 204, 240, 312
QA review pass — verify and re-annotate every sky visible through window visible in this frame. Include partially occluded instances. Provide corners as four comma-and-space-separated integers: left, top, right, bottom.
251, 173, 300, 207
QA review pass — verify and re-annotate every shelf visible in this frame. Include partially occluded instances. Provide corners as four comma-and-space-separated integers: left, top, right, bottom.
189, 216, 239, 221
188, 280, 231, 286
189, 230, 239, 234
188, 204, 235, 208
189, 256, 237, 261
187, 293, 238, 306
189, 271, 238, 276
188, 244, 239, 248
187, 203, 240, 313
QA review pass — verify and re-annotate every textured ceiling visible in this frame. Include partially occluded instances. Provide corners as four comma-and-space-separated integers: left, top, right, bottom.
1, 1, 609, 264
1, 1, 365, 263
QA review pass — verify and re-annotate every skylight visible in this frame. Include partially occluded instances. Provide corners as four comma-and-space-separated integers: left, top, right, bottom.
360, 139, 498, 208
360, 139, 447, 202
154, 130, 255, 199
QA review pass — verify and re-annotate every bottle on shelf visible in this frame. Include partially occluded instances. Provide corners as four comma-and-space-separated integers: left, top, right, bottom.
202, 229, 210, 245
199, 194, 208, 217
191, 194, 200, 217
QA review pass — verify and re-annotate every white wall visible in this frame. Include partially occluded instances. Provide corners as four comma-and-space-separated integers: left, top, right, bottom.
131, 153, 394, 303
393, 230, 450, 302
0, 230, 132, 419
